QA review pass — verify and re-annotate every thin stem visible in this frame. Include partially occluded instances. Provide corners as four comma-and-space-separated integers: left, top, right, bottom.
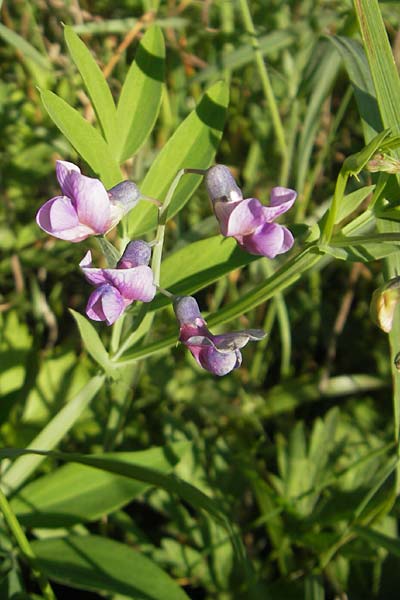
157, 285, 174, 299
140, 194, 162, 208
110, 314, 125, 354
320, 169, 349, 245
0, 488, 56, 600
153, 168, 204, 283
238, 0, 288, 183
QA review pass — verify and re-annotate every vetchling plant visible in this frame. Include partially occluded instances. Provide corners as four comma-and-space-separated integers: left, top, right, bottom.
4, 1, 400, 597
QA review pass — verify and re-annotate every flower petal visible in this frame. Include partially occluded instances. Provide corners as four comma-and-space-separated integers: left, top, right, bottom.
280, 226, 294, 254
205, 164, 243, 204
240, 222, 286, 258
86, 284, 125, 325
118, 240, 152, 269
79, 251, 108, 285
262, 187, 297, 221
56, 160, 81, 198
36, 196, 94, 242
173, 296, 203, 326
70, 171, 111, 233
104, 265, 156, 302
199, 347, 241, 376
214, 198, 265, 237
213, 329, 266, 350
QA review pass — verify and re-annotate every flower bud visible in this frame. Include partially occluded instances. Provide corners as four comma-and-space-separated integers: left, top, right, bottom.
370, 277, 400, 333
108, 181, 140, 210
118, 240, 152, 268
367, 153, 400, 174
204, 165, 243, 204
173, 296, 202, 325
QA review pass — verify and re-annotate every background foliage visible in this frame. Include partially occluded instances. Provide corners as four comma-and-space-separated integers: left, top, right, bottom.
2, 0, 400, 598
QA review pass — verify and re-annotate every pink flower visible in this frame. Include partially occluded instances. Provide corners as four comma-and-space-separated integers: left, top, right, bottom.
36, 161, 140, 242
174, 296, 265, 376
205, 165, 297, 258
80, 241, 156, 325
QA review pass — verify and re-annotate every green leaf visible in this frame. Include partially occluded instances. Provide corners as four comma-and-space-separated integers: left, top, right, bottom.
64, 26, 117, 144
126, 80, 229, 237
69, 309, 111, 371
354, 0, 400, 443
0, 22, 51, 71
40, 89, 122, 188
335, 185, 375, 223
296, 42, 342, 192
322, 240, 400, 262
31, 535, 189, 599
11, 443, 190, 527
1, 376, 105, 494
112, 25, 165, 162
0, 447, 247, 570
328, 35, 381, 141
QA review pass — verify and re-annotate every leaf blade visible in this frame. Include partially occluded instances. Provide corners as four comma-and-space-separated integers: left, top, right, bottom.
64, 25, 117, 144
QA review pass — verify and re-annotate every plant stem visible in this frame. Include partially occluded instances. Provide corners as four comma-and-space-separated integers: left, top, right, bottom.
320, 168, 349, 244
0, 488, 56, 600
238, 0, 288, 184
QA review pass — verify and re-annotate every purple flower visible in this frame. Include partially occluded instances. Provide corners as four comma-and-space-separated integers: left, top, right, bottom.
173, 296, 265, 376
36, 161, 140, 242
80, 240, 156, 325
205, 165, 297, 259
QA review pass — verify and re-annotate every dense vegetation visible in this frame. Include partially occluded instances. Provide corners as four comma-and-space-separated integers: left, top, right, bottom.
2, 1, 400, 598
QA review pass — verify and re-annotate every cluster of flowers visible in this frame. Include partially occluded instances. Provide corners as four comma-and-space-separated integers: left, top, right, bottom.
36, 160, 296, 375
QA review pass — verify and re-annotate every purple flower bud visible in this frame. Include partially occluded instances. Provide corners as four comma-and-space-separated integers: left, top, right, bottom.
108, 181, 140, 211
205, 164, 297, 259
36, 161, 140, 243
174, 295, 265, 376
117, 240, 151, 269
173, 296, 203, 325
204, 165, 243, 204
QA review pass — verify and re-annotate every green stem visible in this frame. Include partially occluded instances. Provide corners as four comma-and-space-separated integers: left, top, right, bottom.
238, 0, 288, 183
320, 168, 349, 244
0, 488, 56, 600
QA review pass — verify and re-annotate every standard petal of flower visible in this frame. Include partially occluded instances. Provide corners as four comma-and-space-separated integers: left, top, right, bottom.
105, 265, 156, 302
70, 171, 111, 233
205, 165, 243, 204
262, 187, 297, 221
241, 222, 286, 258
56, 160, 81, 198
214, 198, 265, 237
79, 251, 108, 285
86, 284, 125, 325
36, 196, 94, 242
199, 346, 241, 376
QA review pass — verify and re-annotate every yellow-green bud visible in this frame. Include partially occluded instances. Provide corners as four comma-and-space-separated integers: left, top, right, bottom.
370, 277, 400, 333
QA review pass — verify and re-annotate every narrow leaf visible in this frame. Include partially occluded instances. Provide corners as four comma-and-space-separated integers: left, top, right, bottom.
11, 443, 190, 527
1, 376, 105, 494
64, 25, 117, 144
0, 22, 51, 71
328, 35, 381, 140
40, 89, 122, 188
69, 309, 110, 371
113, 25, 165, 162
31, 535, 189, 599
